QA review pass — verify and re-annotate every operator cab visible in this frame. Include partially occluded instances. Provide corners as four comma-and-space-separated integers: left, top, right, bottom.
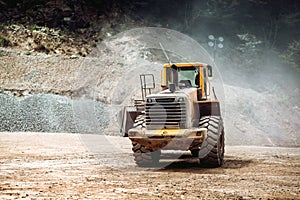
161, 63, 212, 99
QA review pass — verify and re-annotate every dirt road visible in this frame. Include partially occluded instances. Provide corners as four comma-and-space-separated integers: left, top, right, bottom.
0, 133, 299, 199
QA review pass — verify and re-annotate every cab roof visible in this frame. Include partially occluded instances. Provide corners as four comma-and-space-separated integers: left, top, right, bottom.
163, 63, 209, 68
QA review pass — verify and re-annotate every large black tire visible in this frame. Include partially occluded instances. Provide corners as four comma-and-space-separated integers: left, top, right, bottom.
133, 115, 146, 129
132, 142, 160, 167
131, 115, 160, 166
198, 116, 225, 167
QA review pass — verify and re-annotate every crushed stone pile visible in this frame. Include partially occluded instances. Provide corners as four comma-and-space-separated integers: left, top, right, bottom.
0, 93, 109, 133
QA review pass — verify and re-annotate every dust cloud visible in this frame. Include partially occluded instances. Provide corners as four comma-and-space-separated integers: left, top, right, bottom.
87, 27, 299, 146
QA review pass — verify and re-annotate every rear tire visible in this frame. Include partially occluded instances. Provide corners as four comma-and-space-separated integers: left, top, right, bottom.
133, 114, 146, 129
199, 116, 225, 167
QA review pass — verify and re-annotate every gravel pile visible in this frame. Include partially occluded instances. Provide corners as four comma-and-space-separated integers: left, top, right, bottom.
0, 93, 109, 133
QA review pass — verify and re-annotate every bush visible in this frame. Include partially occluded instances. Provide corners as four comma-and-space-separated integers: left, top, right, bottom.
280, 40, 300, 69
0, 35, 11, 47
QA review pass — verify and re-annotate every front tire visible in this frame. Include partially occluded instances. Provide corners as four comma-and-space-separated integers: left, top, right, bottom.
199, 116, 225, 167
132, 142, 160, 166
131, 115, 160, 166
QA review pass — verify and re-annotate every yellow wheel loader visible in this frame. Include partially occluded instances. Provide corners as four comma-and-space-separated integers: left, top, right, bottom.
119, 47, 224, 167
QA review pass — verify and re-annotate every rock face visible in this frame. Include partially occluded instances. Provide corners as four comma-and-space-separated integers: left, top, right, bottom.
0, 1, 139, 57
0, 1, 97, 29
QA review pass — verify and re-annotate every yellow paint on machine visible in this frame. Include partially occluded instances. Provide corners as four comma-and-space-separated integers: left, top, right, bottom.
163, 63, 206, 67
146, 129, 185, 137
200, 67, 204, 97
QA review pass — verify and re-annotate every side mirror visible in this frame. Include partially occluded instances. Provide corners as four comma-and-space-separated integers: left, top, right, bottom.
207, 65, 212, 77
169, 83, 176, 93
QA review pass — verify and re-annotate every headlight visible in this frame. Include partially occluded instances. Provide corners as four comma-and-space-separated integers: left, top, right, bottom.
146, 98, 153, 103
178, 97, 185, 102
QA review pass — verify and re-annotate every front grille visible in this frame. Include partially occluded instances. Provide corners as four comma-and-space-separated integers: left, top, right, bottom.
155, 98, 175, 103
145, 98, 186, 129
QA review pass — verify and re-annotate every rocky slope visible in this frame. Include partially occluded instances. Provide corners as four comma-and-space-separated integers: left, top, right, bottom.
0, 27, 299, 146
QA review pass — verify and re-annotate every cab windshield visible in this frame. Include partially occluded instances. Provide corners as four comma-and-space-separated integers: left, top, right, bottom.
167, 66, 199, 88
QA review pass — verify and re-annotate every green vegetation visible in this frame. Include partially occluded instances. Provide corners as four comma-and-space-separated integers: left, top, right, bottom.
0, 0, 299, 70
281, 40, 300, 68
0, 35, 11, 47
